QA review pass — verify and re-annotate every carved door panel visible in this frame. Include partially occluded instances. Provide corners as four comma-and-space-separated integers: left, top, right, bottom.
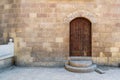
70, 17, 91, 56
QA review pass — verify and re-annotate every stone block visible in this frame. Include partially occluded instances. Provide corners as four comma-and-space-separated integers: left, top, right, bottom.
105, 48, 110, 52
37, 13, 47, 17
4, 4, 11, 9
110, 47, 119, 53
103, 52, 112, 57
92, 47, 104, 53
108, 57, 119, 66
55, 37, 63, 43
8, 0, 14, 4
92, 33, 99, 37
0, 32, 3, 37
43, 42, 50, 48
100, 42, 113, 47
92, 57, 97, 64
96, 57, 108, 65
0, 38, 4, 44
19, 42, 26, 48
100, 52, 105, 57
29, 13, 37, 18
92, 42, 99, 47
115, 42, 120, 47
112, 53, 120, 57
92, 52, 99, 57
105, 26, 113, 32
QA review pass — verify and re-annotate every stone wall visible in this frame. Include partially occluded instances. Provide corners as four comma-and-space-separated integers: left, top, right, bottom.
0, 0, 20, 44
0, 0, 120, 67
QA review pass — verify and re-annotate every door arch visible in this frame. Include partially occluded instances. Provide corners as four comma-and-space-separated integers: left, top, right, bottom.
70, 17, 92, 56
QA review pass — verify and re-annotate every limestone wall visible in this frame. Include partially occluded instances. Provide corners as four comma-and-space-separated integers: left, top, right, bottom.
0, 0, 20, 44
0, 0, 120, 67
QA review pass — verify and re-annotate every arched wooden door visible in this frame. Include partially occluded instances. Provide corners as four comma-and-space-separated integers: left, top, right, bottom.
70, 17, 91, 56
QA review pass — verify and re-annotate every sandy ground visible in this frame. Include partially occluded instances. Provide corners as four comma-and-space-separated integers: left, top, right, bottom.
0, 66, 120, 80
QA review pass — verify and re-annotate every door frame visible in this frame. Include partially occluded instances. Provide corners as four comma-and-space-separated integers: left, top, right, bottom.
69, 17, 92, 57
64, 10, 97, 58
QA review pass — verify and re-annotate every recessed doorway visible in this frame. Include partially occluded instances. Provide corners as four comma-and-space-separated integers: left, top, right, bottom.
70, 17, 92, 56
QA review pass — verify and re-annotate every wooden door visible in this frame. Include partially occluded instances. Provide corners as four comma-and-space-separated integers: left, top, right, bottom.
70, 17, 91, 56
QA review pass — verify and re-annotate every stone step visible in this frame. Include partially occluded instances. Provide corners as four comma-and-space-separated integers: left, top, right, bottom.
65, 62, 97, 73
95, 68, 105, 74
69, 60, 92, 67
70, 57, 92, 61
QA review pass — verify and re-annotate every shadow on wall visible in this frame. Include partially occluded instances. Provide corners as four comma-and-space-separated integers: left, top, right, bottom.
119, 63, 120, 67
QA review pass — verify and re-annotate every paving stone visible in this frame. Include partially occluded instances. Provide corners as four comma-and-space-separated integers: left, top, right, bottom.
0, 66, 120, 80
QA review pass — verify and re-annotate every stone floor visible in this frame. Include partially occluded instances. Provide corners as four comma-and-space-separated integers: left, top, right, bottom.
0, 66, 120, 80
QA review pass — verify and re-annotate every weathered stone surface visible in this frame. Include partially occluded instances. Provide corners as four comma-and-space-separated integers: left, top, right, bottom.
0, 0, 120, 67
112, 53, 120, 57
55, 37, 63, 43
29, 13, 37, 18
110, 47, 119, 53
108, 57, 119, 66
96, 57, 108, 66
65, 57, 97, 73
